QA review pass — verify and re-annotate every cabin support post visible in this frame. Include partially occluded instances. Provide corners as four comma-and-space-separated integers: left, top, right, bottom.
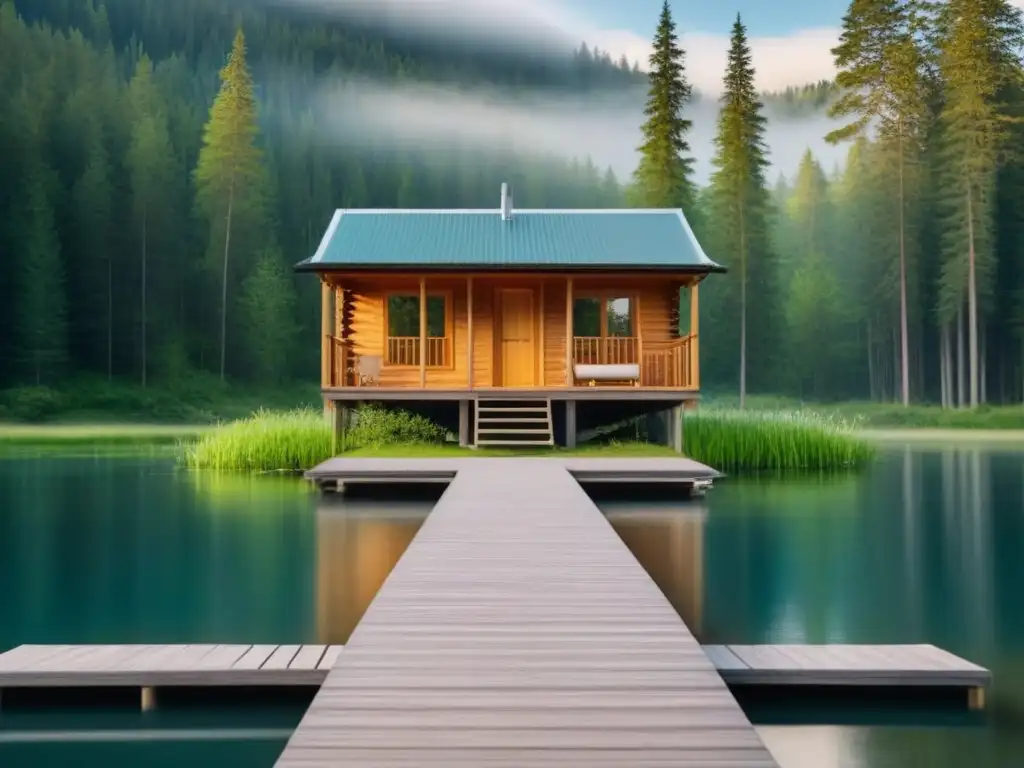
332, 403, 348, 455
565, 278, 574, 386
968, 686, 986, 710
565, 400, 577, 449
466, 276, 474, 388
459, 400, 471, 447
689, 280, 700, 389
141, 686, 157, 712
419, 276, 427, 386
671, 403, 684, 454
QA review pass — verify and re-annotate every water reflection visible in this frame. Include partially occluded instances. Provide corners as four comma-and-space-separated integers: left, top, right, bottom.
604, 501, 707, 632
315, 496, 430, 644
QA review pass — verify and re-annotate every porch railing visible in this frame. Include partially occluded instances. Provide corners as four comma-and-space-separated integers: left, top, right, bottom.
573, 336, 639, 365
386, 336, 450, 367
571, 335, 696, 388
641, 335, 695, 388
322, 335, 349, 388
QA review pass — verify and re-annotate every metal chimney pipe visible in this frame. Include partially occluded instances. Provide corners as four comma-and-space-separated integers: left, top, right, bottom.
500, 183, 511, 221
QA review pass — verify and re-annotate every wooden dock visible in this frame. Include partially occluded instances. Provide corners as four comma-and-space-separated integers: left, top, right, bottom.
0, 642, 989, 703
282, 458, 775, 767
0, 644, 342, 709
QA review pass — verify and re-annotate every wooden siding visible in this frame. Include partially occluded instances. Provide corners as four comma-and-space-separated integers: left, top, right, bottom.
327, 274, 696, 391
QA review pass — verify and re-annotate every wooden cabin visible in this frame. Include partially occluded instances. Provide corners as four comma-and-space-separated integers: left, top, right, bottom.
297, 184, 725, 449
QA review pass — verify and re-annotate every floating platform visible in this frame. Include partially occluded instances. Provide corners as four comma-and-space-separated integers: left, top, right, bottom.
0, 643, 989, 709
304, 456, 723, 493
0, 644, 342, 709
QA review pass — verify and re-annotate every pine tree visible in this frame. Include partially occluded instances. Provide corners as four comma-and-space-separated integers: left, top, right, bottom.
706, 15, 774, 406
20, 164, 67, 386
127, 52, 175, 387
70, 122, 113, 378
194, 28, 265, 381
629, 0, 695, 211
934, 0, 1024, 407
240, 248, 299, 384
827, 0, 930, 406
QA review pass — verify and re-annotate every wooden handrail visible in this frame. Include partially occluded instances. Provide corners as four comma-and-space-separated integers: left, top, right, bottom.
387, 336, 450, 367
572, 336, 639, 365
640, 335, 697, 389
324, 335, 349, 388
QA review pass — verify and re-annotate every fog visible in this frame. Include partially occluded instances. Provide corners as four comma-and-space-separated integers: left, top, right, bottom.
257, 0, 847, 185
315, 76, 846, 187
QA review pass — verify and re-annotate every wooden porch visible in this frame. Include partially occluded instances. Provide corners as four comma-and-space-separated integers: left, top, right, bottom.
319, 273, 701, 394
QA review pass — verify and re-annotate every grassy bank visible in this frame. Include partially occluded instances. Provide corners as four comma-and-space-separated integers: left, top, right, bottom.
705, 394, 1024, 429
685, 410, 873, 472
182, 406, 873, 473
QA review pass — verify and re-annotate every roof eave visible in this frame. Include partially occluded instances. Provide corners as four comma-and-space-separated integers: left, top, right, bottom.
293, 261, 727, 274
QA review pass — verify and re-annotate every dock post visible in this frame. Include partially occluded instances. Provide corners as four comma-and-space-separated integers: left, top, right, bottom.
565, 401, 577, 449
968, 686, 986, 710
140, 686, 156, 712
459, 400, 471, 447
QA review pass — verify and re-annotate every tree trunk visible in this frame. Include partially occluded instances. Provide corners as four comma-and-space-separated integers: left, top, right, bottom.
966, 186, 979, 408
940, 323, 949, 408
738, 204, 747, 409
141, 206, 148, 388
219, 181, 235, 382
106, 252, 113, 380
957, 305, 965, 408
898, 131, 910, 406
867, 319, 876, 401
980, 324, 987, 403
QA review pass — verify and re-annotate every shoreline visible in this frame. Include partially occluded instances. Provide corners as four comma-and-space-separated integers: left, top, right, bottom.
858, 428, 1024, 443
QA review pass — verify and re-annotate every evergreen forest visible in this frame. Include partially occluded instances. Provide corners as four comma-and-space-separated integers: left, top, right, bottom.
1, 0, 1022, 413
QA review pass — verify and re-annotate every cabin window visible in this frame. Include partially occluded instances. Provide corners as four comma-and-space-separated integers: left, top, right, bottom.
572, 293, 636, 365
385, 293, 450, 366
572, 296, 633, 337
606, 297, 632, 337
572, 297, 601, 337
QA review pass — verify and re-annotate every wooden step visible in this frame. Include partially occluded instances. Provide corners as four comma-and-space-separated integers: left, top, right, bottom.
477, 428, 552, 435
478, 417, 550, 423
477, 406, 548, 413
477, 440, 555, 447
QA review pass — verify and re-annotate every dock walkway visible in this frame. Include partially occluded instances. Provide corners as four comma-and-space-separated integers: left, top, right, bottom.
276, 458, 778, 767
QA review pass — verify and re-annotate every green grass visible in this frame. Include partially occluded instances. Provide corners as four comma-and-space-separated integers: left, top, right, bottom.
0, 423, 210, 446
704, 394, 1024, 430
181, 405, 871, 473
683, 409, 875, 473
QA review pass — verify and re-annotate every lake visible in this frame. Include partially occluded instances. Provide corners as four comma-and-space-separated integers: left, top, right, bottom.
1, 444, 1023, 767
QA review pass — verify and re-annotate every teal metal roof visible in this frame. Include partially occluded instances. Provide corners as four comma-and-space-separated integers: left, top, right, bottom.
298, 209, 723, 271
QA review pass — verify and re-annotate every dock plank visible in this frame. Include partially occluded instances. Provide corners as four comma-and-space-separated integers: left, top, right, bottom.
232, 645, 280, 671
721, 644, 991, 687
275, 459, 775, 768
289, 646, 327, 671
262, 645, 301, 670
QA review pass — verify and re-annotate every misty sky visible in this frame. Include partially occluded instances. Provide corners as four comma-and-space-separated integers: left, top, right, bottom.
271, 0, 864, 188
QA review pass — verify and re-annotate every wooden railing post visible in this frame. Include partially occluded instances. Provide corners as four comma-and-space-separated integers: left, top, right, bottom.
467, 276, 474, 388
419, 276, 427, 387
321, 280, 331, 388
565, 278, 573, 386
689, 282, 700, 389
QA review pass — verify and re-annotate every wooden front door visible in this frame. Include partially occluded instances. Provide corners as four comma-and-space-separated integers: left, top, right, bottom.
499, 289, 536, 387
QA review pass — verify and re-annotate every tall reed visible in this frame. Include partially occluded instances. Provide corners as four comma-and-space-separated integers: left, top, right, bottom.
684, 409, 874, 472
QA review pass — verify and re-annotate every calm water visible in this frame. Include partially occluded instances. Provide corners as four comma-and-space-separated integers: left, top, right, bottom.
2, 445, 1024, 767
